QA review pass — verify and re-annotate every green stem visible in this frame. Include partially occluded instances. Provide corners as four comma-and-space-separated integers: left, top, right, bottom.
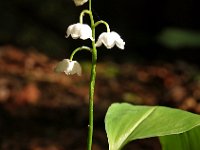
94, 20, 110, 32
89, 0, 91, 11
79, 9, 91, 24
86, 6, 97, 150
70, 46, 92, 61
79, 2, 97, 150
87, 44, 97, 150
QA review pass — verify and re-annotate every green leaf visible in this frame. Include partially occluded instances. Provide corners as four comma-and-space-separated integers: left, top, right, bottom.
105, 103, 200, 150
159, 126, 200, 150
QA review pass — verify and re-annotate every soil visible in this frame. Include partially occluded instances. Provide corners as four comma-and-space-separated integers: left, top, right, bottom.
0, 45, 200, 150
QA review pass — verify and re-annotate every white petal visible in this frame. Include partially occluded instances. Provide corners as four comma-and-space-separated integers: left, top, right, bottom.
64, 60, 82, 76
110, 31, 121, 39
96, 32, 119, 49
103, 33, 115, 49
116, 39, 125, 49
65, 61, 75, 73
73, 61, 82, 76
54, 59, 69, 73
74, 0, 88, 6
66, 25, 74, 38
79, 24, 93, 40
70, 23, 82, 39
112, 32, 125, 49
95, 33, 105, 47
95, 40, 102, 47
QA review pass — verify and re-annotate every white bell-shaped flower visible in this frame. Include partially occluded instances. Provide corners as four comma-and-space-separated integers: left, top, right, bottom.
66, 23, 93, 40
73, 0, 88, 6
96, 31, 125, 49
54, 59, 82, 76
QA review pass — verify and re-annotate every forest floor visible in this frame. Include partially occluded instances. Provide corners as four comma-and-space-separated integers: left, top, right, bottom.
1, 45, 200, 150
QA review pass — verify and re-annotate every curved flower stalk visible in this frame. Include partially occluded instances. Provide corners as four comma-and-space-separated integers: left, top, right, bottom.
66, 23, 93, 40
54, 59, 82, 76
96, 31, 125, 49
73, 0, 88, 6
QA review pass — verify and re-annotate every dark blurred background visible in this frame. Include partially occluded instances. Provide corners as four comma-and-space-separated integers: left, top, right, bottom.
1, 1, 200, 149
0, 0, 200, 63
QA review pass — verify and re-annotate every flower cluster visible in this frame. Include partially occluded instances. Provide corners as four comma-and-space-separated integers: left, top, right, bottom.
54, 0, 125, 76
66, 23, 125, 50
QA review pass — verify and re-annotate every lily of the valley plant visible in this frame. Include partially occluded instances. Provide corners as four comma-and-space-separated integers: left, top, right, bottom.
54, 0, 125, 149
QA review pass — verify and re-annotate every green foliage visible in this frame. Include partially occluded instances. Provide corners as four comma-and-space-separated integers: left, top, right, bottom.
159, 126, 200, 150
105, 103, 200, 150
